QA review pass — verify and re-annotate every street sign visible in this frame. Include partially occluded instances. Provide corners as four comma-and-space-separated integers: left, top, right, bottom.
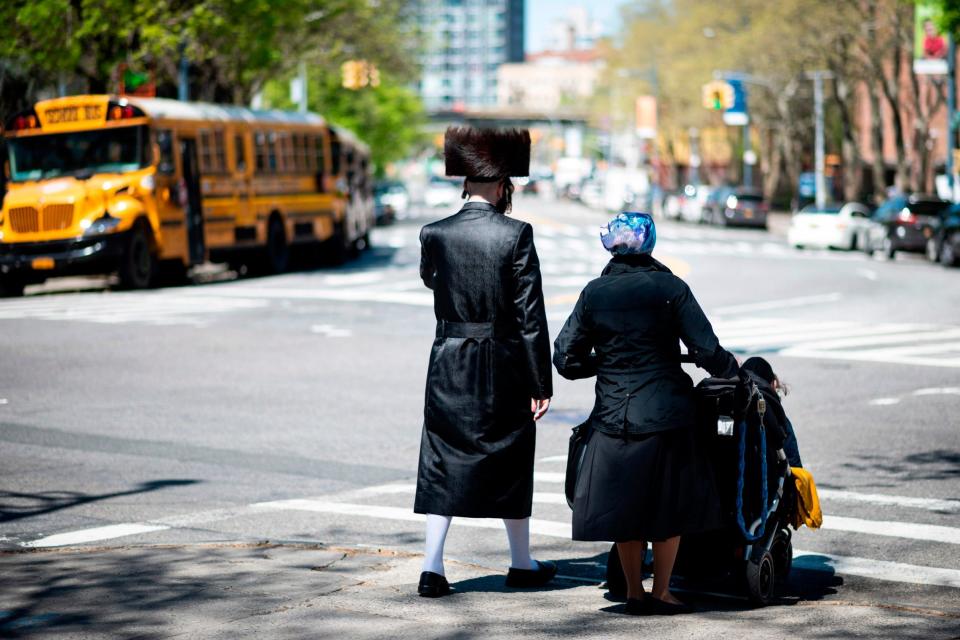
723, 79, 748, 126
702, 81, 733, 111
635, 95, 657, 139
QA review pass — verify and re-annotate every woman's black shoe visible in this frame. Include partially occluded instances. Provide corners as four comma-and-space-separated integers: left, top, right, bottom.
418, 571, 451, 598
623, 598, 651, 615
649, 597, 694, 615
505, 560, 558, 587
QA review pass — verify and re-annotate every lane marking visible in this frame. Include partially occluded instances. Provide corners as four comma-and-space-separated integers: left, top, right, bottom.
529, 471, 960, 513
913, 387, 960, 396
783, 347, 960, 369
784, 328, 960, 351
22, 523, 169, 548
818, 490, 960, 514
249, 499, 960, 589
824, 515, 960, 545
310, 324, 353, 338
791, 551, 960, 589
538, 455, 569, 463
191, 286, 434, 307
251, 499, 572, 538
534, 472, 566, 483
857, 268, 879, 281
713, 292, 843, 315
869, 398, 902, 406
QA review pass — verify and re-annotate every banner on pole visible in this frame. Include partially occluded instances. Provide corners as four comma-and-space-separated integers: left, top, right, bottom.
915, 1, 949, 75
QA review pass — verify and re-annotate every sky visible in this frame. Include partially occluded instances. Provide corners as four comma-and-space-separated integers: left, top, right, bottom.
526, 0, 626, 53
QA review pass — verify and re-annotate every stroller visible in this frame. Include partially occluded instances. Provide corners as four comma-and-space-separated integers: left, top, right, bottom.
605, 374, 796, 606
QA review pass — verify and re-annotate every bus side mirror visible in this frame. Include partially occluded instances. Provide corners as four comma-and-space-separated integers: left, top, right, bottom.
152, 143, 161, 167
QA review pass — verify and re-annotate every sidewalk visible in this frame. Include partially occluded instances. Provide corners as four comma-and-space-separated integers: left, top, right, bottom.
2, 542, 957, 639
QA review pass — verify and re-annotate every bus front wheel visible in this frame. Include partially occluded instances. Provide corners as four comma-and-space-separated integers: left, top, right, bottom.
0, 278, 26, 298
118, 223, 157, 289
265, 216, 290, 274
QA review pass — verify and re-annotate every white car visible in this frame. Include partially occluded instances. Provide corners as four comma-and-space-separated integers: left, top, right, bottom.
679, 184, 713, 224
424, 176, 462, 208
788, 202, 872, 250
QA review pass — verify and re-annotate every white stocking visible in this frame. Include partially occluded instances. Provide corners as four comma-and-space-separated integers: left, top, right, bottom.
503, 518, 536, 570
422, 514, 452, 576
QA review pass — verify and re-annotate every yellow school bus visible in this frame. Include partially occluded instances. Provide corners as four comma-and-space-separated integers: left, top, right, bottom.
0, 94, 374, 296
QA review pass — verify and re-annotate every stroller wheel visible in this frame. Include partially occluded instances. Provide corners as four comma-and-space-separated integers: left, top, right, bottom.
745, 550, 776, 606
771, 529, 793, 580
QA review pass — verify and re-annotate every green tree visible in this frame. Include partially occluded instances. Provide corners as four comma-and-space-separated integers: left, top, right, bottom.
0, 0, 418, 114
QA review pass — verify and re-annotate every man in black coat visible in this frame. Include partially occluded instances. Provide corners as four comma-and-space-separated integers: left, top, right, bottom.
414, 127, 556, 597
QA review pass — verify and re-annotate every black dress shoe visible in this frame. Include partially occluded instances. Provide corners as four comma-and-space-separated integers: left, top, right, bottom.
418, 571, 451, 598
623, 598, 651, 616
649, 597, 694, 615
505, 560, 558, 588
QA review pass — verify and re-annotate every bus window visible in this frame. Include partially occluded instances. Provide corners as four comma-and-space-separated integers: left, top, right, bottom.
314, 135, 326, 175
9, 125, 151, 182
213, 130, 226, 173
157, 129, 174, 175
330, 137, 342, 176
267, 132, 277, 172
199, 130, 213, 173
255, 131, 266, 171
234, 134, 246, 173
303, 135, 314, 172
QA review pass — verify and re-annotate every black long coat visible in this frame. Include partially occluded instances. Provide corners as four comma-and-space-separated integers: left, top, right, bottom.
553, 255, 738, 436
414, 201, 553, 519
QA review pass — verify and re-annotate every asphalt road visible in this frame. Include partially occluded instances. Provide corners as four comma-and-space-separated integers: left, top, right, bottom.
2, 193, 959, 636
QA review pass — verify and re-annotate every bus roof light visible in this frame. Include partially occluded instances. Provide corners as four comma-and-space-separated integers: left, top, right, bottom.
107, 104, 140, 121
9, 112, 39, 131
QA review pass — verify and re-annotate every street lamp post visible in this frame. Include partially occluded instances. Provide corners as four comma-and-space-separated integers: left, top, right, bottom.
806, 70, 834, 210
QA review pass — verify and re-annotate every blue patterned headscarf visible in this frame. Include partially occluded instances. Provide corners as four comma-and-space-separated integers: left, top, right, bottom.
600, 212, 657, 255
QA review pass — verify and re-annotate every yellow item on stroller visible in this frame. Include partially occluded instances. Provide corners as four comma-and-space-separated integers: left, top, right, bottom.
791, 467, 822, 529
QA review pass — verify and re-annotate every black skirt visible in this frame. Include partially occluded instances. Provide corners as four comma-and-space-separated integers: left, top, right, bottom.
572, 427, 722, 542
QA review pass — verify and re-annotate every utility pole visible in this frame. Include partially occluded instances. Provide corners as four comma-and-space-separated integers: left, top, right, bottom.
297, 61, 308, 114
948, 36, 957, 201
806, 70, 833, 209
177, 40, 189, 102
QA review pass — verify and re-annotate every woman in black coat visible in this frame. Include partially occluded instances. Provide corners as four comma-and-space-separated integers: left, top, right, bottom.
414, 127, 556, 598
554, 212, 739, 615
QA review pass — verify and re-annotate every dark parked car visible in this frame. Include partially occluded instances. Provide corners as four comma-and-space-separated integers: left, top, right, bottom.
926, 203, 960, 267
861, 194, 949, 259
704, 187, 769, 228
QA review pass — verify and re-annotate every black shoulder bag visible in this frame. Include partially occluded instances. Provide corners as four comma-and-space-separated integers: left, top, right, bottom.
564, 420, 593, 509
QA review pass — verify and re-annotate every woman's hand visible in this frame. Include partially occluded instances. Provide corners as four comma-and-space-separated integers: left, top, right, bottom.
531, 398, 551, 421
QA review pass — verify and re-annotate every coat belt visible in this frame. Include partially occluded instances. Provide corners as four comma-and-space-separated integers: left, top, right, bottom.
436, 320, 512, 339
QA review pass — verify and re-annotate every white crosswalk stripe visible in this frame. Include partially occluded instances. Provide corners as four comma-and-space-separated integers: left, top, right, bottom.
713, 317, 960, 369
0, 292, 268, 326
18, 474, 960, 589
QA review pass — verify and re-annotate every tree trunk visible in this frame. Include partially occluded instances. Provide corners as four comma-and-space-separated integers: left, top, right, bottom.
868, 86, 887, 203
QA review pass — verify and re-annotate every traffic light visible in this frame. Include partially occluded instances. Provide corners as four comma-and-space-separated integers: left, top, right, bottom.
341, 60, 380, 90
342, 60, 361, 89
702, 81, 733, 111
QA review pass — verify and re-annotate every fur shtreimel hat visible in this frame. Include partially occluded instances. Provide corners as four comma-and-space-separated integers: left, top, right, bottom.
444, 126, 530, 180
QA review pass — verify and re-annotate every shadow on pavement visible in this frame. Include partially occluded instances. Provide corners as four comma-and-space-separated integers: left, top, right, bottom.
841, 448, 960, 483
0, 479, 200, 523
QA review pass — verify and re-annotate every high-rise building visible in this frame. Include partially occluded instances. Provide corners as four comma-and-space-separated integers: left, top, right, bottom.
415, 0, 525, 111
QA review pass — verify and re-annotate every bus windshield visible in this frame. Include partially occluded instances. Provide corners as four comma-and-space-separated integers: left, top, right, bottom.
7, 125, 150, 182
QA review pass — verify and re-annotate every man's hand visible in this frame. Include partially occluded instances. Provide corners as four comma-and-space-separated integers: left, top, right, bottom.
531, 398, 551, 421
